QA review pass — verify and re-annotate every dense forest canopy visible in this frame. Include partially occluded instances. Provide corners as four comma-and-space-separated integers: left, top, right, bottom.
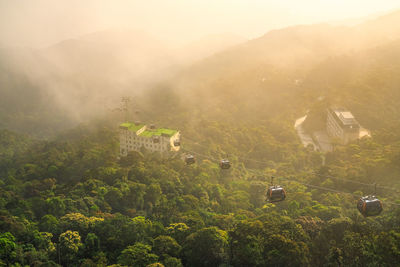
1, 8, 400, 267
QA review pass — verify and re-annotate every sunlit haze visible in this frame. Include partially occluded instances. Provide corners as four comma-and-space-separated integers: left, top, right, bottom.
1, 0, 400, 48
3, 1, 400, 266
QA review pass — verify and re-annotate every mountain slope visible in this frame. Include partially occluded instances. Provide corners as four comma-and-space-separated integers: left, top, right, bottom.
158, 10, 400, 121
0, 29, 251, 136
0, 29, 177, 136
175, 9, 400, 87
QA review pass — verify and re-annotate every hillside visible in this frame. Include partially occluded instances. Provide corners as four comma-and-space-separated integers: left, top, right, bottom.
300, 38, 400, 136
175, 33, 247, 63
0, 30, 249, 137
173, 10, 400, 101
0, 104, 400, 266
137, 12, 400, 188
3, 11, 400, 137
2, 9, 400, 266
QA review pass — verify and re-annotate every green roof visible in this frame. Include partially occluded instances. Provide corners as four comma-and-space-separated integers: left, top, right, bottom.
139, 128, 178, 138
120, 122, 178, 137
119, 122, 145, 132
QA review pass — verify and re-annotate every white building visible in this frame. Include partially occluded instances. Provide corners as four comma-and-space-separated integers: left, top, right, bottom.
119, 122, 180, 156
326, 107, 360, 144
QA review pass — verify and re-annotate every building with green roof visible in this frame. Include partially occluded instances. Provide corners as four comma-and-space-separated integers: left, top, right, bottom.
119, 122, 180, 156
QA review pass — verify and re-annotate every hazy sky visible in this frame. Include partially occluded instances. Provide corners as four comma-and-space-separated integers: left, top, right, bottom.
1, 0, 399, 48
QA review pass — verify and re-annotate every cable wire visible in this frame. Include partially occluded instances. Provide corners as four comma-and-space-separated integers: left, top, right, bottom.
179, 141, 400, 206
313, 172, 400, 193
182, 136, 399, 192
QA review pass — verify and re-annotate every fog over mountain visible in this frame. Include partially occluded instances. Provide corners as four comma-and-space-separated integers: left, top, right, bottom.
164, 10, 400, 116
3, 3, 400, 266
0, 29, 245, 136
2, 9, 400, 136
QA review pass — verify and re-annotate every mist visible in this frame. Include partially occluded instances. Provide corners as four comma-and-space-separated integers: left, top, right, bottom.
3, 2, 400, 266
1, 0, 400, 136
1, 0, 400, 48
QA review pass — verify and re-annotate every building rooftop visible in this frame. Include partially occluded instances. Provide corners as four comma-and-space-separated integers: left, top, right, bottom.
140, 128, 178, 137
341, 112, 354, 119
331, 108, 359, 126
119, 122, 145, 132
120, 122, 178, 137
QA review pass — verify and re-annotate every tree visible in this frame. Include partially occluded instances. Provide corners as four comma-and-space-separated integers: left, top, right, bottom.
84, 233, 100, 258
39, 214, 60, 235
325, 246, 343, 267
182, 227, 228, 267
32, 231, 56, 254
104, 187, 123, 212
264, 234, 310, 267
153, 235, 181, 259
147, 263, 165, 267
166, 223, 189, 245
229, 220, 265, 267
59, 212, 103, 235
341, 232, 380, 266
376, 231, 400, 265
145, 183, 162, 206
0, 232, 17, 265
249, 181, 267, 208
58, 230, 82, 265
163, 256, 183, 267
122, 216, 155, 245
46, 197, 66, 217
118, 242, 158, 267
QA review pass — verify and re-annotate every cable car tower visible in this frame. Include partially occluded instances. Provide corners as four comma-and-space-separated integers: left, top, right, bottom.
121, 97, 130, 122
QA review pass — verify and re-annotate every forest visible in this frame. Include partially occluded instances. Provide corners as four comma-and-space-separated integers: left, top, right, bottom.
2, 5, 400, 267
1, 54, 400, 266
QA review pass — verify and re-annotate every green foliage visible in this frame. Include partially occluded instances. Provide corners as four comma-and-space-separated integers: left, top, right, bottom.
58, 230, 82, 265
153, 235, 181, 260
1, 64, 400, 267
182, 227, 228, 267
46, 197, 66, 217
166, 223, 190, 245
84, 233, 100, 257
162, 256, 183, 267
0, 232, 17, 265
264, 234, 310, 267
118, 242, 158, 267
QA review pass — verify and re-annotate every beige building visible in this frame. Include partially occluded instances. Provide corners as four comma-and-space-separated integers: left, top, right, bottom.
326, 107, 360, 144
119, 122, 180, 156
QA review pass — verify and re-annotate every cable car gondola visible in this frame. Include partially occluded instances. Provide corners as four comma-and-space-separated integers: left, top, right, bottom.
357, 196, 383, 217
266, 177, 286, 202
185, 154, 196, 165
357, 183, 383, 217
267, 186, 286, 202
219, 159, 231, 169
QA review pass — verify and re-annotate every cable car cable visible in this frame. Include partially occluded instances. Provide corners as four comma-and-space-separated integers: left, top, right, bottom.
182, 137, 400, 193
312, 172, 400, 192
179, 141, 400, 206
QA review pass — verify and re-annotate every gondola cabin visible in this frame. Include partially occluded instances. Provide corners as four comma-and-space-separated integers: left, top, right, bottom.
266, 186, 286, 202
357, 196, 383, 217
219, 159, 231, 169
185, 155, 196, 165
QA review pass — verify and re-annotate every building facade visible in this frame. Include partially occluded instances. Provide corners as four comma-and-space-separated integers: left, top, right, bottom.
119, 122, 180, 156
326, 107, 360, 144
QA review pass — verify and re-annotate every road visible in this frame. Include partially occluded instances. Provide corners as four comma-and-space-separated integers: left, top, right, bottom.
294, 115, 317, 150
